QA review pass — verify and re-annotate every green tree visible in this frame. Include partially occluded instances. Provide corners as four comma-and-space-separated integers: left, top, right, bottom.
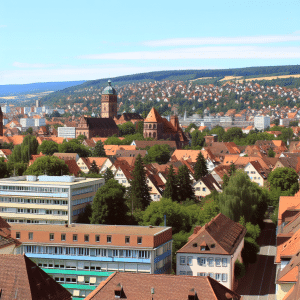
222, 174, 229, 189
76, 134, 87, 141
136, 121, 144, 135
90, 179, 128, 225
143, 144, 173, 165
37, 140, 59, 155
76, 203, 92, 224
118, 122, 136, 136
0, 158, 9, 178
24, 156, 69, 176
218, 170, 268, 224
194, 152, 208, 181
92, 140, 106, 157
176, 165, 195, 202
89, 160, 99, 174
128, 154, 151, 212
268, 167, 299, 196
228, 163, 236, 177
190, 130, 205, 148
268, 148, 275, 157
223, 127, 244, 142
9, 135, 38, 163
104, 168, 114, 182
58, 139, 91, 157
234, 260, 246, 280
163, 165, 179, 202
7, 161, 27, 176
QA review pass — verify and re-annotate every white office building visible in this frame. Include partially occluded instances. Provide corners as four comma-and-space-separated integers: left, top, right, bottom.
254, 115, 270, 131
0, 175, 104, 225
58, 127, 76, 139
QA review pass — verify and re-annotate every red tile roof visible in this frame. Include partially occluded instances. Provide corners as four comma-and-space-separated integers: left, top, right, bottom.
177, 213, 246, 255
0, 254, 71, 300
84, 272, 241, 300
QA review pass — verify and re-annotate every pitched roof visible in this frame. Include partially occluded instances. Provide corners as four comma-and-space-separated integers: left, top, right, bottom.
64, 159, 81, 176
0, 254, 72, 300
134, 140, 177, 149
84, 272, 241, 300
144, 107, 163, 123
104, 145, 136, 156
53, 152, 78, 161
83, 117, 119, 130
278, 191, 300, 225
177, 213, 246, 255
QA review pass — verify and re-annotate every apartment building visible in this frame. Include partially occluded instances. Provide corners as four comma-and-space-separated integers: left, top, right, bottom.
0, 175, 104, 225
58, 126, 76, 139
10, 223, 172, 299
176, 213, 246, 290
254, 115, 270, 130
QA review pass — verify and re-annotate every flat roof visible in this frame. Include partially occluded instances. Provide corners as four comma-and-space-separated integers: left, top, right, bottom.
0, 176, 103, 186
10, 223, 171, 236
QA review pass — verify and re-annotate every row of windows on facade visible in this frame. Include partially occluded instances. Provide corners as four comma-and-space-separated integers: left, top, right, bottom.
73, 196, 93, 206
17, 232, 143, 244
72, 186, 94, 196
24, 245, 150, 258
195, 187, 206, 192
0, 207, 68, 215
180, 256, 227, 267
179, 271, 228, 282
0, 186, 69, 193
53, 275, 102, 286
144, 124, 157, 129
0, 197, 68, 205
5, 219, 64, 224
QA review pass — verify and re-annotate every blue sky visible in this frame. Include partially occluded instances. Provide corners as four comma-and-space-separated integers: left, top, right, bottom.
0, 0, 299, 85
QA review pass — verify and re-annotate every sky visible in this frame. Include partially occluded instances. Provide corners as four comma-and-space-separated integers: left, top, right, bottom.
0, 0, 299, 85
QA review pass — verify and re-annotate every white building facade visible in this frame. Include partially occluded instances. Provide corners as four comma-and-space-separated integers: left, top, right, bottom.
254, 115, 270, 130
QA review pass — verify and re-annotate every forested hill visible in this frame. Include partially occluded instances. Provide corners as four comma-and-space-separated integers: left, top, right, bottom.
0, 80, 86, 97
40, 64, 300, 104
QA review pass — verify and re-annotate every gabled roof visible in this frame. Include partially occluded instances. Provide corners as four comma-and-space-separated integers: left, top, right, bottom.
0, 254, 71, 300
277, 250, 300, 284
84, 272, 241, 300
64, 159, 81, 176
177, 213, 246, 255
278, 191, 300, 226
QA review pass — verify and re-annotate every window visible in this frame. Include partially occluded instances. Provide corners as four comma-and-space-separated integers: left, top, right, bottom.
179, 271, 186, 275
95, 235, 100, 242
215, 273, 221, 281
49, 233, 54, 241
187, 271, 193, 276
222, 273, 227, 282
197, 272, 206, 276
61, 234, 66, 241
187, 256, 193, 266
197, 257, 206, 266
16, 232, 20, 239
215, 258, 221, 267
202, 187, 206, 192
107, 235, 112, 243
200, 246, 206, 251
125, 236, 130, 244
222, 258, 227, 267
180, 256, 186, 265
29, 232, 33, 240
137, 237, 142, 244
208, 273, 214, 278
208, 258, 214, 267
73, 234, 78, 242
84, 235, 89, 242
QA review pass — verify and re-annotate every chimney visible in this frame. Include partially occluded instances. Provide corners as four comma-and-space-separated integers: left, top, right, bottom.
114, 283, 123, 298
188, 288, 197, 300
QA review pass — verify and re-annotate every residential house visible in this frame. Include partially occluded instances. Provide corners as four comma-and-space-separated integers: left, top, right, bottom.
176, 213, 246, 290
193, 174, 222, 199
244, 160, 269, 186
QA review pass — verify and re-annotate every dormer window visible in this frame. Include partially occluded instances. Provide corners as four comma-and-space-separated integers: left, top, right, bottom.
201, 246, 206, 251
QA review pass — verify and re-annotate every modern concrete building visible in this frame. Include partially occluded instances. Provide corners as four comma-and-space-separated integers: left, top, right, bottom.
10, 223, 172, 299
58, 126, 77, 139
20, 118, 35, 128
0, 175, 104, 225
254, 115, 270, 130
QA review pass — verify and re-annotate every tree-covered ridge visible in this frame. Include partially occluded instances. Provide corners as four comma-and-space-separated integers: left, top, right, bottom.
39, 65, 300, 110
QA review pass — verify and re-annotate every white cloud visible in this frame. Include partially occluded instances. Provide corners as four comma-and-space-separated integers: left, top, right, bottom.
143, 34, 300, 47
13, 62, 56, 68
78, 46, 300, 60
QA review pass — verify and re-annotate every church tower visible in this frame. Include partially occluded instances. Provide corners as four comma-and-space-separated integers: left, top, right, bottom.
101, 80, 118, 118
0, 106, 3, 136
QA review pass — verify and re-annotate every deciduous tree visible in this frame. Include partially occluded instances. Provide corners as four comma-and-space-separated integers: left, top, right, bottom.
90, 179, 128, 225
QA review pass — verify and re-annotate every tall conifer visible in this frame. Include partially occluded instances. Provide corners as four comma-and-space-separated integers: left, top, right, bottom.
129, 154, 151, 212
177, 165, 196, 202
163, 164, 178, 202
194, 152, 208, 181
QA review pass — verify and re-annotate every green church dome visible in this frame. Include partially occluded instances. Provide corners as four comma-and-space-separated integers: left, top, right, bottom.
102, 80, 117, 95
